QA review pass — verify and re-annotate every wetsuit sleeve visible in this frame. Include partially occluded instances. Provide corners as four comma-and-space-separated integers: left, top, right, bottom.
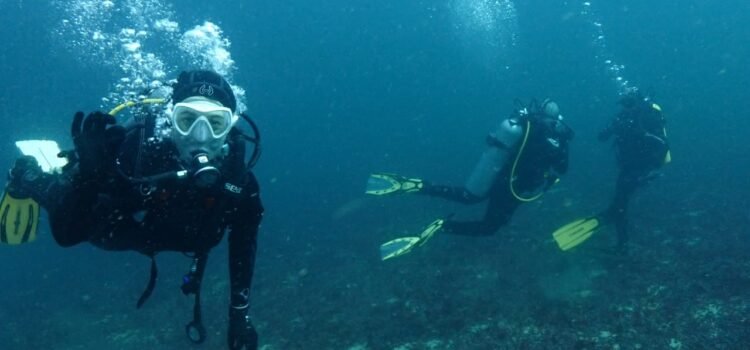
227, 172, 264, 315
45, 167, 138, 248
42, 168, 100, 246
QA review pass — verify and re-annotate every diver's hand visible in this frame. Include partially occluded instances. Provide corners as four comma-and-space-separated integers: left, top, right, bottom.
70, 111, 125, 183
228, 309, 258, 350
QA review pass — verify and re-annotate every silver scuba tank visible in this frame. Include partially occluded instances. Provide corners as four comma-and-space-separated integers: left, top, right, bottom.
464, 118, 523, 198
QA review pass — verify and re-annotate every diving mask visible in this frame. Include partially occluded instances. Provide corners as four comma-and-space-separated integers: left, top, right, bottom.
172, 100, 238, 139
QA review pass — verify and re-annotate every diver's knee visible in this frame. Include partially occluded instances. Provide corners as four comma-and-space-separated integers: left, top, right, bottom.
460, 188, 485, 204
51, 229, 86, 247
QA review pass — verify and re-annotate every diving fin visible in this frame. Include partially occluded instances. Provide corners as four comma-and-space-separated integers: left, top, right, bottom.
379, 218, 445, 261
365, 173, 423, 196
0, 139, 63, 245
0, 191, 39, 245
417, 218, 444, 246
380, 237, 420, 261
552, 217, 600, 251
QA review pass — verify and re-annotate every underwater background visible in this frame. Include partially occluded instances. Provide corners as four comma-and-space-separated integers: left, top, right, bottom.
1, 0, 749, 349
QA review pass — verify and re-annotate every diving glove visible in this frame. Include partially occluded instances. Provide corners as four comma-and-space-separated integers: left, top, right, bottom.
70, 111, 126, 185
228, 308, 258, 350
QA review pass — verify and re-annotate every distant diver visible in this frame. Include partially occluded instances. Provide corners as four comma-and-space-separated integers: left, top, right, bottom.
3, 70, 264, 349
553, 89, 671, 252
366, 98, 574, 260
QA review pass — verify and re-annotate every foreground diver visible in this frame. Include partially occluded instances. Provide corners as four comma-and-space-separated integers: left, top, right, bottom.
553, 90, 671, 251
367, 99, 574, 260
4, 70, 263, 349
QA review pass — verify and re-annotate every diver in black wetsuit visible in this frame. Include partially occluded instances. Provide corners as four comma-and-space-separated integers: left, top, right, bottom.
598, 90, 671, 249
7, 70, 263, 350
367, 99, 573, 259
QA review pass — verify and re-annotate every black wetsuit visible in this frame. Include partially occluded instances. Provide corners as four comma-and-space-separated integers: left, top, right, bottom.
599, 100, 669, 247
422, 115, 571, 236
35, 122, 263, 319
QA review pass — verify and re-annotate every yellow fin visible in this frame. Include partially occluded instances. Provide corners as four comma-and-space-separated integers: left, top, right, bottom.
380, 237, 420, 261
0, 192, 39, 245
552, 217, 600, 251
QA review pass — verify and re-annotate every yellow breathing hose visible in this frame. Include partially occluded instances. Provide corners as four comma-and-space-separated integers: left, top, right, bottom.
108, 98, 166, 116
509, 120, 546, 202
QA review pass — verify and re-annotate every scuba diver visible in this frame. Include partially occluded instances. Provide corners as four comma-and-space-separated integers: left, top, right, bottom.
1, 70, 263, 349
366, 99, 574, 260
552, 89, 671, 252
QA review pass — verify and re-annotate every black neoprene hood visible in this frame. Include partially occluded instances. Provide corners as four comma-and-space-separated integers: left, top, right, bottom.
172, 70, 237, 112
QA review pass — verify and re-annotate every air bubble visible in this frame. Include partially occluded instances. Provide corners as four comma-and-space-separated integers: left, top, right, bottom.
580, 1, 636, 94
53, 0, 245, 113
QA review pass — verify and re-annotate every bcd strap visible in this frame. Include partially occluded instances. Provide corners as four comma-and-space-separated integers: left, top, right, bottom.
136, 256, 158, 308
183, 252, 208, 344
185, 287, 206, 344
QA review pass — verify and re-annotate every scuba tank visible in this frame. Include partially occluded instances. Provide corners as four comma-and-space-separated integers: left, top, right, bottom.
464, 118, 523, 198
464, 99, 572, 200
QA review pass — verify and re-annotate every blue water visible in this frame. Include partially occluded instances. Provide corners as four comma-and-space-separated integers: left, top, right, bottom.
1, 0, 749, 349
